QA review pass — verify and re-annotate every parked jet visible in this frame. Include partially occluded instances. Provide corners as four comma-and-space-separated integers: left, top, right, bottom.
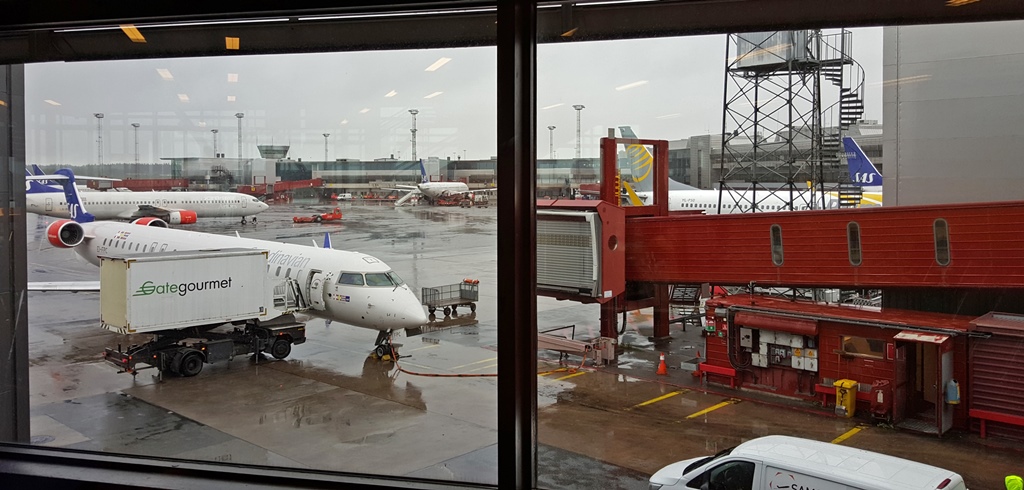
619, 127, 883, 212
26, 168, 268, 224
394, 160, 496, 206
35, 169, 427, 358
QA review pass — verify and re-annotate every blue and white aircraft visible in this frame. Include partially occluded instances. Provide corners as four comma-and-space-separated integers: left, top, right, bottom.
35, 169, 427, 357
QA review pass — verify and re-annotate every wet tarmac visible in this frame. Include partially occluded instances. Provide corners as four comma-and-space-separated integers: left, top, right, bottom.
25, 203, 1024, 489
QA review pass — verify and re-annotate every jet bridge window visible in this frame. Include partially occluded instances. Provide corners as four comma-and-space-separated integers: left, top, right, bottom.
338, 273, 365, 286
770, 224, 784, 266
934, 218, 951, 266
847, 221, 862, 266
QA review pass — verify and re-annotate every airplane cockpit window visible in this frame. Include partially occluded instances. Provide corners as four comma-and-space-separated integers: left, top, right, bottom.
386, 271, 405, 286
338, 273, 365, 286
364, 273, 399, 287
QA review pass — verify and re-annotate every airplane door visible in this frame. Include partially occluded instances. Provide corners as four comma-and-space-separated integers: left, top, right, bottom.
242, 198, 247, 209
306, 270, 326, 311
45, 198, 53, 212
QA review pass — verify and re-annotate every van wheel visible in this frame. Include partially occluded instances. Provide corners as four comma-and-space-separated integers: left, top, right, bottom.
270, 338, 292, 360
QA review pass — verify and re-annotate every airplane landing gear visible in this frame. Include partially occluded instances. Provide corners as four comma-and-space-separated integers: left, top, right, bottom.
371, 329, 398, 360
241, 216, 247, 225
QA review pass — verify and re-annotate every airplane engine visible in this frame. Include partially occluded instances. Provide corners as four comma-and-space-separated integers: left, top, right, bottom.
131, 217, 169, 228
167, 210, 198, 225
46, 219, 85, 248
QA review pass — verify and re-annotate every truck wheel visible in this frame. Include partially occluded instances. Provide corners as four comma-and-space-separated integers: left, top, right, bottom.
443, 306, 452, 316
314, 215, 322, 222
178, 352, 204, 377
270, 338, 292, 360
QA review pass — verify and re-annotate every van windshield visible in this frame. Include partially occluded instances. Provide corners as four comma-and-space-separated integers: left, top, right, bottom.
685, 446, 734, 475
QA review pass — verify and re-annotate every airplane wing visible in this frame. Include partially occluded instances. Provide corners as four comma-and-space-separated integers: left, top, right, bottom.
28, 281, 101, 292
449, 187, 497, 196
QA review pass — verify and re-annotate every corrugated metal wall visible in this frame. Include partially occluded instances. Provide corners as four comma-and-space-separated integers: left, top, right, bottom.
969, 323, 1024, 441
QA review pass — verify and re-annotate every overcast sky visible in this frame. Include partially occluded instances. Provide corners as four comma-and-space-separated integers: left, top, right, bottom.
24, 28, 881, 166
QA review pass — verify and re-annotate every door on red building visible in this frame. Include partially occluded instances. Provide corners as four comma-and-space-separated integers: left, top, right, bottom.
893, 331, 953, 435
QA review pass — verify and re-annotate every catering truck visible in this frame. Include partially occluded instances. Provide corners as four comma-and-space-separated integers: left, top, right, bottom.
648, 435, 967, 490
99, 249, 307, 377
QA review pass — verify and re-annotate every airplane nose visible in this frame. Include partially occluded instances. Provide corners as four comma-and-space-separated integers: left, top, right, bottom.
396, 288, 428, 327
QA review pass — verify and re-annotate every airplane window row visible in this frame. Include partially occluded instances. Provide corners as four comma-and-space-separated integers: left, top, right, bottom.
100, 237, 170, 253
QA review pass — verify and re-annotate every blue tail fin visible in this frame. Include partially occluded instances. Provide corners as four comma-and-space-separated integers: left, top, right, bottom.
25, 166, 59, 194
843, 137, 882, 186
323, 232, 332, 249
419, 159, 428, 184
53, 169, 95, 223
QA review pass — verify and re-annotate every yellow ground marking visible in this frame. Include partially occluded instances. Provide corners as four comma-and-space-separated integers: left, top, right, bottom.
554, 371, 587, 381
467, 363, 498, 373
538, 368, 568, 377
831, 425, 869, 444
684, 398, 740, 419
628, 390, 689, 410
403, 344, 441, 354
450, 356, 497, 371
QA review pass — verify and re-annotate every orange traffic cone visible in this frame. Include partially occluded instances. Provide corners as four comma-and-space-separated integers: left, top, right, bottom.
657, 352, 668, 376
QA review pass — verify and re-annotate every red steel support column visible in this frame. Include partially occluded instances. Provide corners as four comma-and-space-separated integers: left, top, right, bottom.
600, 296, 619, 339
652, 283, 670, 341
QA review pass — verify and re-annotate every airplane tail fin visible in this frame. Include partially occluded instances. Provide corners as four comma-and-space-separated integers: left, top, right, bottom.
53, 169, 95, 223
323, 232, 332, 249
618, 126, 654, 193
419, 159, 428, 184
843, 137, 882, 186
25, 166, 58, 194
617, 126, 699, 196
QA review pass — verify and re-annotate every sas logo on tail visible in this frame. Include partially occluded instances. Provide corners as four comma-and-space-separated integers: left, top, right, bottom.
851, 172, 878, 185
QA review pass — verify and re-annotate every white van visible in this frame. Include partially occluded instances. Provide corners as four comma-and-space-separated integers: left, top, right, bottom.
648, 435, 967, 490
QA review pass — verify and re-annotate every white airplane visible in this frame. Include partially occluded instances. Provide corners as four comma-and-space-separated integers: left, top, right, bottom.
618, 127, 882, 213
393, 161, 496, 206
35, 171, 428, 358
26, 168, 268, 224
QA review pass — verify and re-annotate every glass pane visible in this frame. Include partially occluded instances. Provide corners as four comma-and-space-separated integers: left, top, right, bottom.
23, 16, 498, 487
537, 13, 1022, 490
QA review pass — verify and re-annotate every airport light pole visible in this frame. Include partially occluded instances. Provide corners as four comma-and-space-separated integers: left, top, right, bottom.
211, 129, 219, 158
93, 113, 104, 165
572, 104, 585, 158
131, 123, 140, 176
409, 109, 419, 162
547, 125, 556, 159
235, 113, 244, 158
323, 133, 330, 162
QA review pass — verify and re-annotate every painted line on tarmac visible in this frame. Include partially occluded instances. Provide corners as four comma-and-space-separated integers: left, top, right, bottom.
554, 371, 587, 381
831, 425, 870, 444
403, 344, 442, 354
628, 390, 689, 410
538, 368, 568, 377
684, 398, 740, 419
467, 362, 498, 373
450, 356, 497, 370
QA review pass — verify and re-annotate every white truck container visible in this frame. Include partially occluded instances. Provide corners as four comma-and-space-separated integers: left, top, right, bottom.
100, 248, 278, 334
649, 435, 967, 490
99, 249, 308, 378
